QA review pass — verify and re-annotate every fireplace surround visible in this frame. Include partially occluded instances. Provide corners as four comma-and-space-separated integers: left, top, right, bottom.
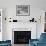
12, 28, 31, 44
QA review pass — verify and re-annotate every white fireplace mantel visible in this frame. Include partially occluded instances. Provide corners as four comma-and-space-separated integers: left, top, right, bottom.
12, 28, 31, 31
6, 22, 37, 44
12, 22, 37, 39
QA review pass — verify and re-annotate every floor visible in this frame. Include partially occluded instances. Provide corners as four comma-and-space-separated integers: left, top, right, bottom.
12, 44, 29, 46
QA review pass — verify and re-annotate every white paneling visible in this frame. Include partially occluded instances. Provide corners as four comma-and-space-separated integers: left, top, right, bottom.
0, 9, 2, 41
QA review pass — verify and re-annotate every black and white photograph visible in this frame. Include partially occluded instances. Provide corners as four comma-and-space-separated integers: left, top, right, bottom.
16, 5, 30, 16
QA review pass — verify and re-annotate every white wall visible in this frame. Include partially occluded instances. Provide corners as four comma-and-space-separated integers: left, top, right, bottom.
36, 10, 45, 39
0, 0, 46, 11
0, 9, 3, 41
2, 9, 8, 40
2, 8, 45, 43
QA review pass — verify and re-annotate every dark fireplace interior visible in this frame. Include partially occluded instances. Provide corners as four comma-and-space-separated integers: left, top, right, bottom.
14, 31, 31, 44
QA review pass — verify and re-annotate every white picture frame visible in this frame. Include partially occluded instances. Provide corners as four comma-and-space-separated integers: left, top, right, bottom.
16, 5, 30, 16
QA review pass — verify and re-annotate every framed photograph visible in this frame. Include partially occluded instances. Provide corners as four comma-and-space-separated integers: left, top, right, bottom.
16, 5, 30, 16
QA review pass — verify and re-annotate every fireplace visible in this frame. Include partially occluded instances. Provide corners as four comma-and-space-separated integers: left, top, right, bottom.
14, 31, 31, 44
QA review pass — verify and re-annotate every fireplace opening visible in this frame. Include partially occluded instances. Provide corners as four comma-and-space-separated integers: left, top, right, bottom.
14, 31, 31, 44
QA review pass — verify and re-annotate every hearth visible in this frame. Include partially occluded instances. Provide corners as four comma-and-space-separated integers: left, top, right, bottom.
14, 31, 31, 44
